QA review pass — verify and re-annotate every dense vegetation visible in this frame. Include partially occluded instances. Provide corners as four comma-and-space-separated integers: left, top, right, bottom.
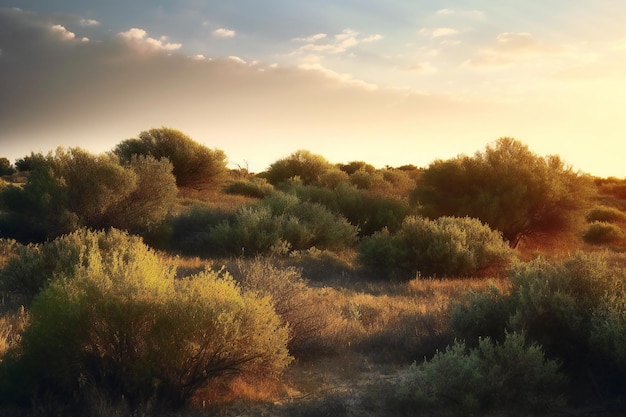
1, 129, 625, 416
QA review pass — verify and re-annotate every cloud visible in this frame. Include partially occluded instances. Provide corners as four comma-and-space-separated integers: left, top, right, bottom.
79, 18, 100, 27
51, 24, 75, 41
293, 33, 327, 42
212, 28, 236, 38
292, 29, 382, 57
298, 63, 378, 90
227, 55, 246, 64
405, 62, 437, 73
465, 32, 563, 68
436, 8, 485, 19
118, 28, 182, 52
432, 28, 458, 38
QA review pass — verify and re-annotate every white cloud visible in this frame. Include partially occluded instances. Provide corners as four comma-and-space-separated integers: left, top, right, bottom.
79, 18, 100, 27
436, 8, 485, 19
299, 63, 378, 90
293, 29, 382, 56
227, 55, 246, 64
118, 28, 182, 52
213, 28, 236, 38
363, 34, 383, 43
51, 24, 75, 41
293, 33, 327, 42
432, 28, 459, 38
81, 37, 89, 43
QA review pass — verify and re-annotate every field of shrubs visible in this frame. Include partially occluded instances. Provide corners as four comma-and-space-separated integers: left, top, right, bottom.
1, 128, 626, 416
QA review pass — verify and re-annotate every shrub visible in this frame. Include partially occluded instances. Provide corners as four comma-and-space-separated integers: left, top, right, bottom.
456, 252, 626, 400
167, 205, 231, 256
259, 150, 333, 185
582, 221, 624, 244
359, 216, 514, 278
115, 127, 228, 190
224, 178, 275, 198
1, 229, 290, 407
208, 194, 358, 256
228, 258, 326, 354
448, 283, 513, 345
396, 332, 565, 415
587, 206, 626, 223
509, 253, 626, 382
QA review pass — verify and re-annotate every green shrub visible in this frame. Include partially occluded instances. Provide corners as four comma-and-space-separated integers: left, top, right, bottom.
359, 216, 514, 278
449, 283, 513, 345
1, 229, 290, 407
396, 332, 565, 415
582, 221, 624, 244
167, 205, 231, 256
208, 194, 358, 256
455, 252, 626, 400
587, 206, 626, 223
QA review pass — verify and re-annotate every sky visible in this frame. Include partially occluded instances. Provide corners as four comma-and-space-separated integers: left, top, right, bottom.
1, 2, 625, 176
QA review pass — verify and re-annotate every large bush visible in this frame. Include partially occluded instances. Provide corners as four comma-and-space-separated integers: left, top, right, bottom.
450, 252, 626, 401
115, 127, 228, 190
396, 332, 565, 415
0, 229, 290, 407
359, 216, 514, 278
259, 150, 333, 185
0, 149, 177, 242
412, 138, 594, 247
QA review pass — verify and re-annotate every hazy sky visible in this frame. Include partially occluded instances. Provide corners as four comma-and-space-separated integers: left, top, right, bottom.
1, 2, 625, 176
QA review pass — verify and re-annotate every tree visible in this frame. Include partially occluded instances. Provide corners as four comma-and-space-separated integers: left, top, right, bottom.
0, 158, 14, 176
411, 138, 594, 247
114, 127, 228, 190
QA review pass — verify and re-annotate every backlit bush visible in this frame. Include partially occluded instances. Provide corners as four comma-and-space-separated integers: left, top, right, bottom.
1, 229, 290, 407
582, 221, 624, 245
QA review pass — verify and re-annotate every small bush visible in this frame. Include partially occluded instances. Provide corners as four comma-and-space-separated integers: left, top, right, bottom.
224, 178, 275, 198
587, 206, 626, 223
583, 221, 624, 244
396, 332, 566, 415
449, 283, 513, 345
1, 229, 290, 408
228, 258, 326, 354
208, 194, 358, 256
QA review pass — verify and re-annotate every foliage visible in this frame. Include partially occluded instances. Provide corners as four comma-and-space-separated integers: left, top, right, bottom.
115, 127, 228, 190
359, 216, 514, 278
0, 149, 177, 242
587, 205, 626, 223
454, 252, 626, 399
582, 221, 624, 245
412, 138, 595, 247
0, 158, 14, 176
259, 150, 333, 185
224, 178, 275, 198
396, 332, 565, 415
208, 193, 358, 256
0, 229, 290, 407
448, 283, 513, 345
228, 258, 326, 354
292, 182, 412, 235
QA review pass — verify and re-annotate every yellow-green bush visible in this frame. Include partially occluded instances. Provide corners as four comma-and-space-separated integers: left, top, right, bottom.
1, 229, 290, 408
582, 221, 624, 245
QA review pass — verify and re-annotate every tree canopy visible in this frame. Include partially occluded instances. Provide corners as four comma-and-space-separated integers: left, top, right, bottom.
114, 127, 228, 190
411, 138, 594, 247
